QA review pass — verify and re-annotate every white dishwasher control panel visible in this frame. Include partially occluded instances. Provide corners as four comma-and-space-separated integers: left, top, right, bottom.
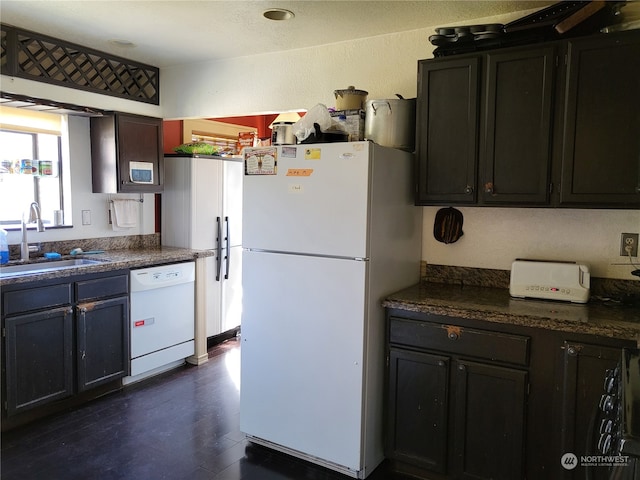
130, 262, 195, 291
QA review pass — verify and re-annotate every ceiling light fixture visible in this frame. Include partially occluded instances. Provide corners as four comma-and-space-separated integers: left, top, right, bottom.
263, 8, 295, 21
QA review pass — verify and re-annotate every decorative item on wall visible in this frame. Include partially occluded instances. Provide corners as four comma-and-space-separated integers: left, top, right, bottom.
433, 207, 464, 244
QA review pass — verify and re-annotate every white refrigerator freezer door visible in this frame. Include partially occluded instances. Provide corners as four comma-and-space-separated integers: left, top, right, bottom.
243, 143, 370, 258
240, 250, 367, 471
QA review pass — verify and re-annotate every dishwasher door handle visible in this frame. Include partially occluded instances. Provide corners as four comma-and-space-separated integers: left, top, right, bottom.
216, 216, 222, 281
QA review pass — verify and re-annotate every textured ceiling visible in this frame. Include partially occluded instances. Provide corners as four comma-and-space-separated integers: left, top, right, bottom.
0, 1, 555, 68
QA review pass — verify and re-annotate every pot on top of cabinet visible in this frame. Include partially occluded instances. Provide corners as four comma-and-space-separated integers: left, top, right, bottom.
271, 123, 296, 145
364, 94, 416, 152
334, 86, 368, 110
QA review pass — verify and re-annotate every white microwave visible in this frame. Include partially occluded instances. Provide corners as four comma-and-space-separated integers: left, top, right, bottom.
129, 161, 154, 184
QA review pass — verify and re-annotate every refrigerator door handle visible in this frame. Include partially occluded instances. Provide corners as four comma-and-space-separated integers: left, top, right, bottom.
225, 216, 230, 280
216, 216, 222, 281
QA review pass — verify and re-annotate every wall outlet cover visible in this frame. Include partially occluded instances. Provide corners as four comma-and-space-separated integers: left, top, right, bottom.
620, 233, 639, 257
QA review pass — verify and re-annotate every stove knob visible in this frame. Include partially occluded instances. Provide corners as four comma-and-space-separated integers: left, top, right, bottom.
599, 394, 615, 413
605, 377, 616, 394
600, 418, 614, 434
598, 433, 612, 454
604, 370, 617, 393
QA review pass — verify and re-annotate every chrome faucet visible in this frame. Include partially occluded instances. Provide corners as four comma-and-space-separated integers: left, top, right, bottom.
21, 202, 45, 261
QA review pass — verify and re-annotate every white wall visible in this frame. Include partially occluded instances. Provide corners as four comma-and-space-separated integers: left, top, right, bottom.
160, 28, 425, 119
423, 207, 640, 279
4, 115, 156, 247
160, 9, 538, 119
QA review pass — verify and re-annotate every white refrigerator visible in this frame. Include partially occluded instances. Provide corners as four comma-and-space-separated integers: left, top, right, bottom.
162, 154, 243, 338
240, 142, 422, 478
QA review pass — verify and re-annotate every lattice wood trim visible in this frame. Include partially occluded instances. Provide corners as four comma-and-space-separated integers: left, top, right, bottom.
1, 24, 159, 105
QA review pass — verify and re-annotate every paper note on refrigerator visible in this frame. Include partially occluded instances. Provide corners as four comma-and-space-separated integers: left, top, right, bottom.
304, 148, 321, 160
245, 147, 277, 175
286, 169, 313, 177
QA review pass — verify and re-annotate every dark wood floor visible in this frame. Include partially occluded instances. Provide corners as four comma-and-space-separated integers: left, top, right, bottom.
1, 338, 410, 480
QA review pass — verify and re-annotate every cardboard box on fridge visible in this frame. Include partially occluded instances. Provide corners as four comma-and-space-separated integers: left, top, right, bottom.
237, 131, 257, 155
330, 109, 365, 141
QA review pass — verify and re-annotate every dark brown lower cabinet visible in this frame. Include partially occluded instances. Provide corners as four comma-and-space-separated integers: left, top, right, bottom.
4, 307, 74, 416
386, 314, 529, 480
385, 309, 636, 480
387, 348, 450, 473
77, 296, 129, 392
452, 360, 527, 480
2, 271, 129, 425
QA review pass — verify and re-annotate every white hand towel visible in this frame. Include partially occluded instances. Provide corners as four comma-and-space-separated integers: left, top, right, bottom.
112, 199, 138, 229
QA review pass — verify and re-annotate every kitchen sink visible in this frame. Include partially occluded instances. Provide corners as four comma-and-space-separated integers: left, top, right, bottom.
0, 258, 105, 278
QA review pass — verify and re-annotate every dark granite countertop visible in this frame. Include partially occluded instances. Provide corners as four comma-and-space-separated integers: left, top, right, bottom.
383, 283, 640, 343
0, 246, 214, 286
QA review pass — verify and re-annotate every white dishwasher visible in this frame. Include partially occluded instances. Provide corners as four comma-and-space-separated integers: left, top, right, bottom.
124, 261, 195, 385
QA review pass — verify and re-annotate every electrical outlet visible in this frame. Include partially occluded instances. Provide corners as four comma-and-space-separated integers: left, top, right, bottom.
620, 233, 639, 257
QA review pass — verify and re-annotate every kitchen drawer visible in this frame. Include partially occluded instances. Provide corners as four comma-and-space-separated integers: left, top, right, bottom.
76, 274, 129, 302
389, 317, 530, 366
3, 283, 72, 316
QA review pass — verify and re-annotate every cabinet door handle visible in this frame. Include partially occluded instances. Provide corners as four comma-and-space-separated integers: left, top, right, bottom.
437, 360, 445, 367
225, 216, 230, 280
215, 216, 222, 281
484, 182, 494, 194
458, 364, 466, 371
464, 185, 474, 195
566, 344, 582, 356
445, 325, 462, 341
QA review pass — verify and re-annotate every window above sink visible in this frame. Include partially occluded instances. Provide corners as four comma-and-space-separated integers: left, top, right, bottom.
0, 107, 72, 230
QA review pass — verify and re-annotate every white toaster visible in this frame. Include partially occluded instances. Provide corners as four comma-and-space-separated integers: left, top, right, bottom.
509, 260, 590, 304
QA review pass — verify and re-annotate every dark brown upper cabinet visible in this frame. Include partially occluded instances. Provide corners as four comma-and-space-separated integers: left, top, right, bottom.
558, 31, 640, 207
416, 56, 480, 205
481, 46, 556, 205
416, 44, 556, 207
416, 29, 640, 209
91, 113, 164, 193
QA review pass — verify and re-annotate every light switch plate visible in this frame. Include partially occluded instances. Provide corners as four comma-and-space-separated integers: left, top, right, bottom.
82, 210, 91, 225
